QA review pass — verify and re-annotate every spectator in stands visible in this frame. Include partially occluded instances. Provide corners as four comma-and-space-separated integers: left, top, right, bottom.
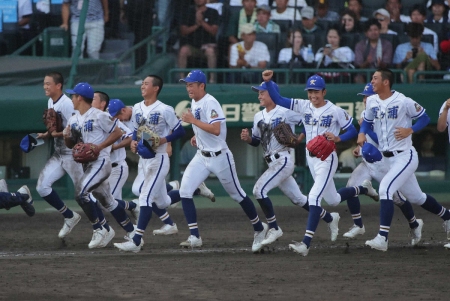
315, 0, 340, 23
61, 0, 108, 59
178, 0, 219, 83
385, 0, 411, 23
340, 9, 361, 34
230, 23, 270, 68
254, 4, 281, 33
393, 23, 440, 83
230, 0, 270, 5
339, 142, 362, 172
347, 0, 368, 22
315, 27, 355, 83
271, 0, 302, 22
427, 0, 449, 23
17, 0, 33, 50
300, 6, 324, 35
354, 19, 393, 83
418, 130, 436, 158
410, 4, 439, 55
227, 0, 257, 46
278, 29, 309, 67
373, 8, 398, 35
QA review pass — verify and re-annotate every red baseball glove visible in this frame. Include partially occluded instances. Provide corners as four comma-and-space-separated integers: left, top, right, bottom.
72, 142, 100, 163
306, 135, 336, 161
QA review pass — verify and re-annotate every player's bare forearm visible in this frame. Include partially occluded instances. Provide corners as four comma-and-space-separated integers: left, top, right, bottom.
37, 132, 49, 139
357, 133, 366, 146
191, 119, 221, 136
394, 127, 413, 140
437, 111, 449, 132
112, 136, 132, 151
51, 131, 63, 138
98, 127, 122, 150
324, 132, 340, 143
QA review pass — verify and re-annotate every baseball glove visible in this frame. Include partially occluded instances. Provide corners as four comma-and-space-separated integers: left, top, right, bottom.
273, 122, 299, 148
72, 142, 100, 164
137, 125, 160, 151
306, 135, 336, 161
43, 108, 63, 134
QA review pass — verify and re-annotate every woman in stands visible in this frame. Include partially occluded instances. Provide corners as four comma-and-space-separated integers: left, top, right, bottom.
340, 9, 361, 34
277, 29, 309, 68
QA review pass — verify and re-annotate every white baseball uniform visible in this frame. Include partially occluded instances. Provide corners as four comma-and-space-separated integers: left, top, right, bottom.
251, 105, 307, 206
363, 91, 427, 205
67, 107, 119, 211
36, 94, 83, 198
179, 93, 246, 201
439, 102, 450, 143
289, 98, 353, 206
131, 100, 180, 209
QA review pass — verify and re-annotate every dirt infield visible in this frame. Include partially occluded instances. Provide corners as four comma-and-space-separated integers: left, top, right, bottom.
1, 203, 450, 301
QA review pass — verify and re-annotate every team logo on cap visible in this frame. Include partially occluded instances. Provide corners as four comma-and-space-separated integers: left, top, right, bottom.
187, 72, 192, 77
310, 79, 316, 85
364, 85, 369, 91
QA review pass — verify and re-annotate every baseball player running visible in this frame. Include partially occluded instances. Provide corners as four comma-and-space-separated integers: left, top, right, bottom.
64, 82, 135, 249
36, 72, 83, 239
437, 97, 450, 249
108, 98, 215, 236
343, 83, 424, 246
241, 81, 339, 247
262, 70, 378, 256
114, 75, 186, 253
0, 179, 35, 217
178, 69, 268, 252
358, 68, 450, 251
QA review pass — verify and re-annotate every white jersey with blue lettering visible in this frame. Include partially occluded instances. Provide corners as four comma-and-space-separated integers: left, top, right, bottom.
48, 94, 75, 155
363, 91, 425, 152
190, 93, 228, 152
68, 107, 118, 159
131, 100, 181, 154
251, 105, 302, 156
110, 121, 132, 164
290, 99, 353, 143
439, 101, 450, 143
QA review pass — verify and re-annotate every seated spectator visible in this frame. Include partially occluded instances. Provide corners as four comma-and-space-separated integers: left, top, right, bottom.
230, 0, 269, 5
373, 8, 398, 35
315, 27, 355, 83
227, 0, 257, 46
418, 130, 436, 158
339, 142, 362, 172
354, 19, 393, 83
254, 4, 281, 33
300, 6, 324, 36
178, 0, 219, 83
278, 29, 310, 67
270, 0, 307, 7
17, 0, 33, 50
410, 4, 439, 55
427, 0, 449, 23
340, 9, 361, 34
271, 0, 301, 22
393, 23, 440, 83
347, 0, 368, 22
315, 0, 340, 23
385, 0, 411, 23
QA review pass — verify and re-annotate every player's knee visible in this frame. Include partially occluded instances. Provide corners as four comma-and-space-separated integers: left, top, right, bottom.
131, 183, 140, 198
36, 184, 51, 198
75, 194, 90, 206
252, 187, 263, 199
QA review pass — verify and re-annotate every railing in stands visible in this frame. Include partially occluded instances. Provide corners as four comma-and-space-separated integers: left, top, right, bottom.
413, 70, 450, 83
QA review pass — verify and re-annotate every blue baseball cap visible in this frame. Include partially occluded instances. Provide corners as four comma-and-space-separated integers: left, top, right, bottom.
251, 81, 280, 93
357, 83, 375, 96
304, 74, 326, 91
65, 82, 94, 99
137, 140, 156, 159
20, 133, 44, 153
108, 99, 125, 117
179, 70, 206, 84
361, 142, 382, 163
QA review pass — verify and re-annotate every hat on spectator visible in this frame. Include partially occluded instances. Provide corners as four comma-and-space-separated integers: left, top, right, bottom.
372, 8, 390, 19
65, 82, 94, 99
362, 142, 382, 163
316, 0, 329, 8
304, 74, 326, 90
179, 70, 207, 84
251, 81, 279, 93
240, 23, 256, 35
108, 99, 125, 117
256, 4, 271, 13
301, 6, 315, 19
427, 0, 448, 8
440, 40, 450, 54
357, 83, 375, 96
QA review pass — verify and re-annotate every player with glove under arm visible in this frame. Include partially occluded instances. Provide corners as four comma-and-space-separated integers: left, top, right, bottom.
262, 70, 379, 256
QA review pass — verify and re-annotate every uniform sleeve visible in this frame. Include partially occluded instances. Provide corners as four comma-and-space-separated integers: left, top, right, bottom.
98, 112, 118, 134
405, 97, 425, 119
118, 121, 132, 140
206, 99, 225, 124
336, 107, 353, 130
164, 106, 182, 130
130, 104, 139, 132
67, 115, 76, 129
60, 100, 75, 126
284, 109, 303, 126
363, 99, 374, 122
251, 114, 261, 139
439, 102, 446, 116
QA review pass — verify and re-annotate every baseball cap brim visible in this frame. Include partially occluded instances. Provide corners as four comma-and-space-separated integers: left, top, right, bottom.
304, 87, 323, 91
65, 89, 77, 94
357, 92, 372, 96
251, 86, 267, 92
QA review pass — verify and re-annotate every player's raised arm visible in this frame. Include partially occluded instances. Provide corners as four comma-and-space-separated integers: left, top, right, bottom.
437, 99, 450, 132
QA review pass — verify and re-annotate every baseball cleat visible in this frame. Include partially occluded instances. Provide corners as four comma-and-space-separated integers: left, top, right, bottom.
88, 227, 107, 249
410, 219, 424, 246
180, 235, 202, 248
58, 211, 81, 238
129, 200, 140, 224
361, 180, 379, 202
343, 225, 365, 238
289, 241, 309, 256
365, 234, 388, 251
261, 227, 283, 246
17, 185, 35, 217
168, 180, 180, 190
0, 179, 8, 192
114, 239, 144, 253
153, 223, 178, 235
328, 212, 340, 241
198, 182, 215, 202
124, 224, 137, 241
443, 220, 450, 240
98, 226, 116, 248
252, 222, 268, 253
